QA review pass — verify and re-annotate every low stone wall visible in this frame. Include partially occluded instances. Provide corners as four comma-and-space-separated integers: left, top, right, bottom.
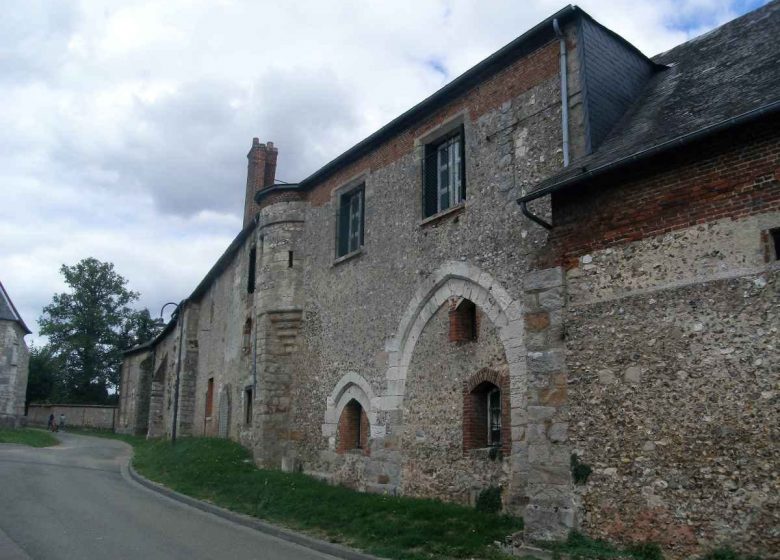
27, 404, 117, 430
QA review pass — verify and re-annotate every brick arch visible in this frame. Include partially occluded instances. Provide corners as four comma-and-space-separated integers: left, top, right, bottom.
322, 372, 378, 450
464, 367, 505, 393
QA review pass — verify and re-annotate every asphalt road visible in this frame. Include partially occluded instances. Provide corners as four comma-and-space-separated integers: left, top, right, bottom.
0, 432, 340, 560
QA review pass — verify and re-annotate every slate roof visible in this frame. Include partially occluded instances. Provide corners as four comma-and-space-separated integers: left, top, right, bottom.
525, 0, 780, 199
0, 281, 31, 335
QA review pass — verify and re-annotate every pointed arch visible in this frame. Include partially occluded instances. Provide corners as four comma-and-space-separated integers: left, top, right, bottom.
380, 261, 525, 413
322, 372, 378, 449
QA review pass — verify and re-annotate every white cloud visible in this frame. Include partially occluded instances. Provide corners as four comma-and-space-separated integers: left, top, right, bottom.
0, 0, 766, 341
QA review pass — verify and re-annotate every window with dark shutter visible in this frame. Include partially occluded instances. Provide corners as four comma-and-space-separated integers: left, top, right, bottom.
423, 126, 465, 218
336, 185, 365, 258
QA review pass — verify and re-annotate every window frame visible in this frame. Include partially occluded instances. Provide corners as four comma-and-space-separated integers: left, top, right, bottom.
244, 386, 253, 425
487, 387, 501, 448
422, 124, 466, 219
335, 183, 366, 260
205, 377, 214, 419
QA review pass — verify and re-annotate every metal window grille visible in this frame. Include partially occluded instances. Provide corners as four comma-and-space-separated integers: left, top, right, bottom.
487, 387, 501, 447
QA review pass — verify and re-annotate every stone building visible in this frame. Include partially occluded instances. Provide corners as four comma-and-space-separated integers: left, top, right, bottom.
119, 3, 779, 557
0, 281, 31, 427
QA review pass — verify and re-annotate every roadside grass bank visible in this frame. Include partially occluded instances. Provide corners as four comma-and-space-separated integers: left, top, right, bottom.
0, 427, 59, 447
68, 431, 761, 560
77, 432, 520, 560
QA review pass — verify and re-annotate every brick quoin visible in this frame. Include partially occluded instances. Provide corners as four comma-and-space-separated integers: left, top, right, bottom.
306, 41, 560, 207
462, 369, 510, 456
543, 118, 780, 268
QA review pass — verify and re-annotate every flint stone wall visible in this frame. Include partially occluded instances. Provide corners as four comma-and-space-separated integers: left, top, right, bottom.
564, 217, 780, 558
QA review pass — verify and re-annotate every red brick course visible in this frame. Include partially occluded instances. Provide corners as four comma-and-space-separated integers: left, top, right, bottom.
543, 118, 780, 268
306, 41, 560, 207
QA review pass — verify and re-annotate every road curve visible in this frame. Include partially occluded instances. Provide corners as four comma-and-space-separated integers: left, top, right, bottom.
0, 432, 340, 560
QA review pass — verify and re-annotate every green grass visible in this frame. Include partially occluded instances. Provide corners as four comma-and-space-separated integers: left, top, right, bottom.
700, 548, 762, 560
83, 433, 520, 559
537, 531, 662, 560
0, 427, 59, 447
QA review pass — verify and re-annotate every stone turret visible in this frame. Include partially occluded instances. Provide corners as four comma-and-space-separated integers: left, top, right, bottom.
250, 161, 307, 469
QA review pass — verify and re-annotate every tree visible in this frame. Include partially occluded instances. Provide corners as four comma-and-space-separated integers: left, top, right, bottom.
38, 258, 162, 404
25, 344, 65, 406
120, 308, 165, 350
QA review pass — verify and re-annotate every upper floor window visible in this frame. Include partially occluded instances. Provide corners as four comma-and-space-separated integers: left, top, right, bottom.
337, 185, 364, 258
423, 126, 465, 218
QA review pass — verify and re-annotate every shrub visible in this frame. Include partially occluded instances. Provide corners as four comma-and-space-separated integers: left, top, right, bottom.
475, 486, 502, 513
570, 454, 593, 485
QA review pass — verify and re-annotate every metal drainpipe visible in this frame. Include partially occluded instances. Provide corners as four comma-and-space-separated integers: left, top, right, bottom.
553, 18, 570, 168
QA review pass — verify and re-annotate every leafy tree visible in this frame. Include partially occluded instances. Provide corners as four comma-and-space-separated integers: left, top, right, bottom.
120, 308, 165, 350
38, 258, 162, 404
25, 344, 65, 405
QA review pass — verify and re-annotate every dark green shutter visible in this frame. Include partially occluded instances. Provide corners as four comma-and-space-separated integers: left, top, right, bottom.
459, 124, 466, 202
423, 144, 438, 217
359, 188, 365, 247
337, 194, 350, 257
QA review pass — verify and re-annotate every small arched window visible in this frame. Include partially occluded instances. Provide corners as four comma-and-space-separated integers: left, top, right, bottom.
463, 378, 507, 454
337, 399, 369, 454
449, 298, 477, 343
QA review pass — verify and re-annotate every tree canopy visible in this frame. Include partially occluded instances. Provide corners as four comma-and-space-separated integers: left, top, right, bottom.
36, 257, 163, 404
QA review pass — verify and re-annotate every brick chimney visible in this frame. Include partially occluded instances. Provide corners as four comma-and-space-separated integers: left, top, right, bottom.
243, 138, 278, 227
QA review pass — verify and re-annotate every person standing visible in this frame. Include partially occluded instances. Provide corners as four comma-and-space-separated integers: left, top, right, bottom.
58, 413, 66, 432
47, 414, 55, 432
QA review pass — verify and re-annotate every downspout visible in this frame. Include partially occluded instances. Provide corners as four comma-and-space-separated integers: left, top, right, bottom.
519, 18, 569, 231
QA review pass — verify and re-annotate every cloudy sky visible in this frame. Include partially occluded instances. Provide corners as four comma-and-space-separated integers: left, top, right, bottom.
0, 0, 767, 343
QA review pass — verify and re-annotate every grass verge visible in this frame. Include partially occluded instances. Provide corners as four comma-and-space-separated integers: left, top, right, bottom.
537, 532, 663, 560
77, 432, 520, 560
0, 427, 59, 447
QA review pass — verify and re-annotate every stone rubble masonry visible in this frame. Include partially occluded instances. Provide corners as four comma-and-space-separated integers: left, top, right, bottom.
27, 404, 117, 430
115, 14, 780, 558
0, 320, 29, 427
116, 350, 153, 435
